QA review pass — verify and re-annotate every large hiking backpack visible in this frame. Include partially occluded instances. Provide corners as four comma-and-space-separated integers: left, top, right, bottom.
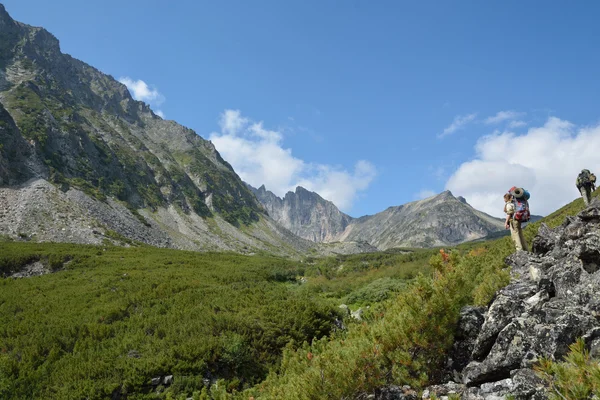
513, 197, 530, 222
577, 170, 596, 188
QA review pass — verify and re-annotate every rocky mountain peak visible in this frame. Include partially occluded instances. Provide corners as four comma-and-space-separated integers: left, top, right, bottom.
433, 190, 456, 201
0, 4, 12, 25
249, 184, 353, 243
457, 196, 467, 204
250, 185, 504, 249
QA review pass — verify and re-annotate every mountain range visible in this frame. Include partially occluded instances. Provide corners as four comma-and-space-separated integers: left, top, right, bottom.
0, 4, 511, 254
250, 184, 506, 249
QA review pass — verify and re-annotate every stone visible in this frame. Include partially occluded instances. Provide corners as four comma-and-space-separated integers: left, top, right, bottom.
447, 307, 485, 373
351, 308, 364, 321
374, 385, 418, 400
339, 304, 350, 316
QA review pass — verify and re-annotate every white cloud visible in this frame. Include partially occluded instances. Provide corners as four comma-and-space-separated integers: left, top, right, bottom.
209, 110, 377, 211
439, 113, 477, 138
219, 109, 249, 135
484, 110, 526, 125
508, 120, 527, 128
155, 110, 165, 119
446, 117, 600, 217
415, 189, 436, 200
294, 160, 377, 210
119, 77, 164, 104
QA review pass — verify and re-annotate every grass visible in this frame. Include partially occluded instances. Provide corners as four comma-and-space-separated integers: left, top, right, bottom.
300, 250, 436, 307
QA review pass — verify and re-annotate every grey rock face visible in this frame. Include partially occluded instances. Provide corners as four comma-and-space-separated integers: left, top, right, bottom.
339, 191, 504, 249
423, 199, 600, 398
8, 261, 49, 278
249, 184, 354, 242
373, 385, 418, 400
447, 306, 486, 374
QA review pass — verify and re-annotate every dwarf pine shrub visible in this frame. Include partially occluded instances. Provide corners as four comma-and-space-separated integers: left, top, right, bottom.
242, 244, 511, 399
535, 339, 600, 399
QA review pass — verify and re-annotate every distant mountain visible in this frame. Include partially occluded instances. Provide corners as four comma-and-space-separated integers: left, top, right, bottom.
251, 185, 505, 250
0, 5, 314, 255
248, 184, 353, 242
339, 191, 505, 249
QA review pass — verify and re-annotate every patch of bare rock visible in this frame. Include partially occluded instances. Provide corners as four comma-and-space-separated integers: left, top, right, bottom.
8, 261, 49, 278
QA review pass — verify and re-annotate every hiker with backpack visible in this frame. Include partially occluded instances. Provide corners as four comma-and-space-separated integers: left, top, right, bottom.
504, 187, 530, 251
576, 169, 596, 206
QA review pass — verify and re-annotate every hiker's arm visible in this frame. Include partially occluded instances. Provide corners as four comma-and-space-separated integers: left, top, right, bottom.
504, 202, 514, 229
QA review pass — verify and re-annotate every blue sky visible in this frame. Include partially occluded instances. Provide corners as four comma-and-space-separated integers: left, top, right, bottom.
4, 1, 600, 217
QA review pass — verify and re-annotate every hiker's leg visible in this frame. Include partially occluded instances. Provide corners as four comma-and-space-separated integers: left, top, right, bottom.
580, 186, 590, 206
510, 220, 523, 251
517, 222, 527, 251
586, 186, 592, 205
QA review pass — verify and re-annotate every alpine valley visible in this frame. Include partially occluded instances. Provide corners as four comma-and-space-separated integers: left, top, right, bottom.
1, 5, 600, 400
0, 3, 506, 255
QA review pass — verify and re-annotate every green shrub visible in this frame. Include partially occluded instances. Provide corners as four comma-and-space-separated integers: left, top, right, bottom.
344, 277, 406, 305
244, 247, 511, 399
535, 339, 600, 399
0, 243, 339, 399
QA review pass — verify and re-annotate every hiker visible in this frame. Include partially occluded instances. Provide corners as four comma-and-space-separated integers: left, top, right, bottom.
576, 169, 596, 206
504, 188, 530, 251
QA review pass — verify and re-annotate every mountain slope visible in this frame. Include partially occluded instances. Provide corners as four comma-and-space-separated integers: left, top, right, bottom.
0, 5, 313, 255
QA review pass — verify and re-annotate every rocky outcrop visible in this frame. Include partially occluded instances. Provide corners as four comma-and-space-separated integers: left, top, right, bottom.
416, 199, 600, 399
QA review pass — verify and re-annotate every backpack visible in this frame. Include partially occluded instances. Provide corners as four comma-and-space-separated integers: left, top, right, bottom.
577, 170, 595, 188
513, 197, 530, 222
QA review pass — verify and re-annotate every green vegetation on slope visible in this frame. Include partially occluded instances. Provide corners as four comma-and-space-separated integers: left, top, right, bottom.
300, 250, 435, 306
245, 242, 512, 399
